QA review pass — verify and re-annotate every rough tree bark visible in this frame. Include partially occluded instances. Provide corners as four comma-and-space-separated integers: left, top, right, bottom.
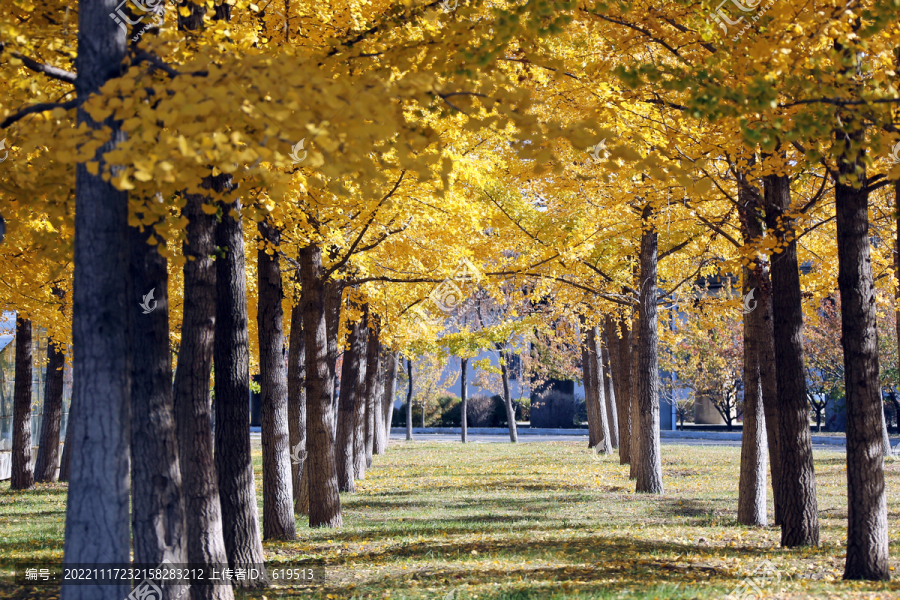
406, 357, 414, 440
636, 204, 663, 494
605, 316, 631, 464
763, 172, 819, 547
382, 352, 399, 446
129, 218, 187, 586
256, 221, 297, 540
599, 329, 619, 449
62, 4, 131, 594
287, 295, 309, 515
497, 345, 518, 442
364, 315, 381, 466
35, 336, 65, 483
588, 327, 612, 454
336, 317, 365, 492
297, 244, 342, 527
834, 127, 889, 579
737, 174, 768, 527
460, 357, 469, 443
12, 316, 34, 491
174, 194, 233, 600
214, 198, 267, 574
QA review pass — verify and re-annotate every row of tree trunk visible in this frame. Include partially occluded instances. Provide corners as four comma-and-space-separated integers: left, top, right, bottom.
580, 320, 615, 454
333, 305, 397, 491
595, 162, 889, 579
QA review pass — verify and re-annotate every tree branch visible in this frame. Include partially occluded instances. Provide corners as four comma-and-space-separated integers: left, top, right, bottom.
1, 45, 77, 84
1, 99, 78, 129
324, 170, 405, 278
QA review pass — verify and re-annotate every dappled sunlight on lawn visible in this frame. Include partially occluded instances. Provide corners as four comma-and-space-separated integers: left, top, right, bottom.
2, 442, 900, 599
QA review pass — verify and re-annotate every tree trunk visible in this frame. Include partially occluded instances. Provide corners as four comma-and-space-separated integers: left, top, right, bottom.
880, 406, 892, 457
460, 357, 469, 443
759, 266, 782, 525
354, 314, 369, 480
364, 314, 380, 467
737, 175, 768, 527
373, 349, 388, 456
498, 347, 518, 442
214, 198, 268, 573
581, 323, 600, 448
382, 352, 399, 446
588, 327, 612, 454
737, 267, 768, 526
12, 317, 35, 490
324, 282, 342, 442
605, 316, 631, 464
62, 7, 131, 594
336, 318, 365, 492
59, 400, 74, 482
600, 331, 619, 449
895, 180, 900, 436
629, 311, 641, 480
763, 172, 819, 547
635, 204, 663, 494
406, 357, 414, 440
174, 194, 233, 600
891, 393, 900, 436
256, 221, 297, 541
287, 293, 309, 515
297, 244, 342, 527
129, 220, 187, 585
835, 139, 889, 578
35, 337, 65, 482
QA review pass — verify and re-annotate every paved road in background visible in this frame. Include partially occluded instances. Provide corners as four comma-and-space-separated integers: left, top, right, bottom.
388, 432, 847, 453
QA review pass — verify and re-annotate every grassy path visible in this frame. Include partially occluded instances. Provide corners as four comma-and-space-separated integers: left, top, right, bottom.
2, 441, 900, 598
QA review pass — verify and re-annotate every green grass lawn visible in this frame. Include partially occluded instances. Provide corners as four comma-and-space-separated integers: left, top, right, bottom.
2, 441, 900, 599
